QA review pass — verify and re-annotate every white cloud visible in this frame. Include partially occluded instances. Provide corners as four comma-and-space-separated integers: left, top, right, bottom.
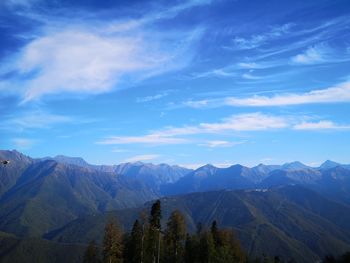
2, 1, 205, 102
199, 113, 288, 132
4, 0, 38, 7
12, 138, 36, 149
241, 73, 261, 80
123, 154, 160, 163
184, 99, 211, 108
199, 140, 245, 148
98, 111, 350, 147
16, 28, 193, 102
185, 81, 350, 107
6, 111, 72, 129
232, 23, 294, 50
136, 92, 169, 103
293, 121, 350, 130
226, 81, 350, 106
97, 135, 189, 145
237, 62, 260, 69
291, 45, 329, 64
98, 113, 288, 146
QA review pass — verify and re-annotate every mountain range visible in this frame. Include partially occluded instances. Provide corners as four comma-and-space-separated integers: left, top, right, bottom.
1, 149, 350, 262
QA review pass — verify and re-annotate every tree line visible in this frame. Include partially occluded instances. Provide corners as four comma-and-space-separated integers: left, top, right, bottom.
83, 199, 350, 263
82, 200, 246, 263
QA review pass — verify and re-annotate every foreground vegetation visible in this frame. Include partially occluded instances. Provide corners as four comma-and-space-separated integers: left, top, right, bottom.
83, 199, 246, 263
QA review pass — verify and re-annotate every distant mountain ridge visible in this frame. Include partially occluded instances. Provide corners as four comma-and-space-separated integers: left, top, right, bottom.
1, 149, 350, 237
42, 154, 192, 188
2, 150, 350, 262
35, 150, 350, 175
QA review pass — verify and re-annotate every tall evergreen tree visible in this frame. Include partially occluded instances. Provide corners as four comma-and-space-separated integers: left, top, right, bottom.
125, 219, 144, 263
212, 228, 246, 263
83, 240, 100, 263
163, 210, 187, 263
102, 221, 123, 263
145, 200, 162, 263
184, 233, 199, 263
198, 230, 216, 263
211, 220, 219, 248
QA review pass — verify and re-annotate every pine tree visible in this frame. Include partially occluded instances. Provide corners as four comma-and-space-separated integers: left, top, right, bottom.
184, 233, 199, 263
102, 221, 123, 263
163, 210, 187, 263
211, 220, 219, 248
125, 219, 144, 263
198, 230, 215, 263
145, 200, 162, 263
83, 240, 100, 263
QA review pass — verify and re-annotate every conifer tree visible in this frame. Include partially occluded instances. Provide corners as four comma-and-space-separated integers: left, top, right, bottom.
198, 230, 215, 263
145, 200, 162, 263
83, 240, 100, 263
125, 219, 144, 263
211, 220, 220, 248
184, 233, 199, 263
163, 210, 187, 263
103, 221, 123, 263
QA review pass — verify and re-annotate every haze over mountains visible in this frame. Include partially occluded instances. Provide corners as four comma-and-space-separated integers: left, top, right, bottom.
1, 149, 350, 262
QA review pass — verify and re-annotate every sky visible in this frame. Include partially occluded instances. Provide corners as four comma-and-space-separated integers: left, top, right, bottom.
1, 0, 350, 168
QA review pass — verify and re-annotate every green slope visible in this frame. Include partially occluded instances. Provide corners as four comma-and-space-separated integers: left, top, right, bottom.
0, 233, 85, 263
46, 185, 350, 262
0, 160, 157, 237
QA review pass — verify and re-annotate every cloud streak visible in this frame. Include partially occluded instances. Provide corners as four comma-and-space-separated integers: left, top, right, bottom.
97, 113, 289, 146
3, 111, 72, 130
122, 154, 160, 163
98, 111, 350, 146
291, 44, 331, 64
12, 138, 37, 149
232, 23, 294, 50
184, 81, 350, 108
293, 121, 350, 130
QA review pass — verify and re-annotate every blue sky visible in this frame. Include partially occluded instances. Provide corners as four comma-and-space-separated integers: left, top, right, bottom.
1, 0, 350, 168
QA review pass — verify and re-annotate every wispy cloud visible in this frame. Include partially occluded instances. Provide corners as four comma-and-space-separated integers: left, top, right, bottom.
232, 23, 294, 50
3, 111, 72, 130
12, 138, 36, 149
191, 68, 236, 79
136, 91, 172, 103
122, 154, 160, 163
291, 44, 331, 64
1, 1, 207, 102
199, 140, 245, 148
97, 113, 288, 146
241, 73, 262, 80
293, 121, 350, 130
184, 81, 350, 108
16, 28, 198, 102
98, 111, 350, 147
199, 113, 288, 132
97, 135, 189, 145
4, 0, 38, 7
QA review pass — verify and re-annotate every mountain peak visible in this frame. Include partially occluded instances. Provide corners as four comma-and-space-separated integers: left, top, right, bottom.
197, 164, 216, 170
193, 164, 218, 176
320, 160, 340, 169
53, 155, 90, 167
282, 161, 309, 170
